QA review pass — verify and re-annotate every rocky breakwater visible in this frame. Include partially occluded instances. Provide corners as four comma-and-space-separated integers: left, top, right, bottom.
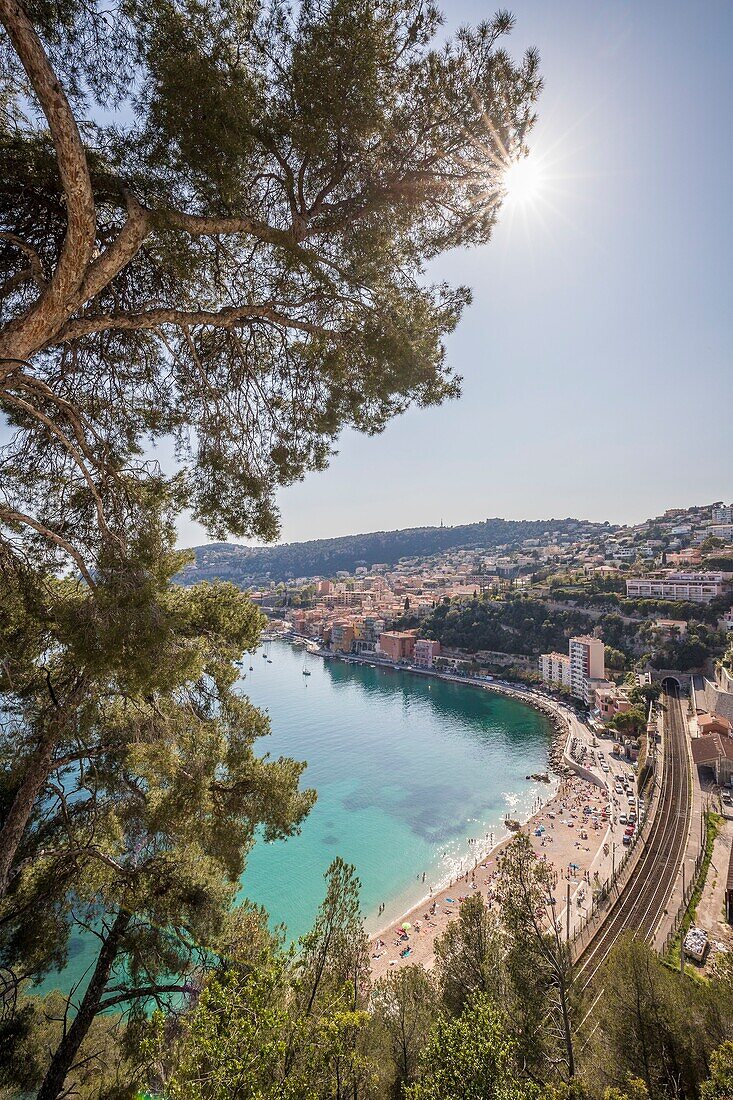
528, 697, 573, 779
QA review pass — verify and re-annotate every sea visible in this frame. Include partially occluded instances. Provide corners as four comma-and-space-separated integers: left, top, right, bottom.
238, 640, 553, 939
37, 638, 552, 994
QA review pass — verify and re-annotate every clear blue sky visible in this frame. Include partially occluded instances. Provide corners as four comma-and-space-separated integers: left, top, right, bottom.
178, 0, 732, 548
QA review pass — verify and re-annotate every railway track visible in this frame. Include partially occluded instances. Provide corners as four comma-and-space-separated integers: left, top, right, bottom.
574, 683, 692, 990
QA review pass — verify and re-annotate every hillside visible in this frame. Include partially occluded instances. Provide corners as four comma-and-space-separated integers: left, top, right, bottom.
178, 516, 612, 587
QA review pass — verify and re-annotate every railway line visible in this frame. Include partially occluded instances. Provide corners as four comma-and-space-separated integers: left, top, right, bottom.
574, 683, 692, 989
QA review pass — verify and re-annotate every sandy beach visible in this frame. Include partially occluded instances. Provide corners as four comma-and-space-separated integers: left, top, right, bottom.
369, 767, 615, 980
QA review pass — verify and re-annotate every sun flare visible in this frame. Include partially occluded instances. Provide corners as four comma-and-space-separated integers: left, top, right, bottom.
502, 154, 545, 208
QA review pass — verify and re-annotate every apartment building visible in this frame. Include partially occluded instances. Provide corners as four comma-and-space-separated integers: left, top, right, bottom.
538, 635, 605, 703
595, 685, 633, 721
569, 635, 606, 704
538, 652, 571, 690
331, 621, 356, 653
413, 638, 441, 668
713, 505, 733, 525
626, 571, 726, 603
378, 631, 416, 662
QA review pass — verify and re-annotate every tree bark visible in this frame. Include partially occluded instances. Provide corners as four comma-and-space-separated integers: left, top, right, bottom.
0, 0, 95, 362
0, 727, 57, 898
36, 908, 130, 1100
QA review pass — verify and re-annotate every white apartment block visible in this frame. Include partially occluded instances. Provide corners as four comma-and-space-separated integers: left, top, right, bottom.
626, 571, 726, 603
569, 635, 606, 704
709, 525, 733, 542
539, 635, 605, 703
538, 652, 571, 689
712, 505, 733, 525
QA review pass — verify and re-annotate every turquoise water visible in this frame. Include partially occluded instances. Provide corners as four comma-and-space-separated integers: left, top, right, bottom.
238, 641, 552, 939
37, 640, 551, 993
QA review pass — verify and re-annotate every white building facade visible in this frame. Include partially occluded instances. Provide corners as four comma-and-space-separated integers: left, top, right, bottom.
626, 571, 726, 603
569, 635, 606, 704
538, 652, 571, 690
539, 635, 605, 703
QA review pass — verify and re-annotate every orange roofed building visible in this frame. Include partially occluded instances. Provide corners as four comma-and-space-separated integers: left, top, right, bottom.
378, 631, 417, 662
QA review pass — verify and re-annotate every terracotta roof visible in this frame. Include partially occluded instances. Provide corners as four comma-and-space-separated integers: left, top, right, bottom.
691, 733, 733, 766
698, 712, 733, 733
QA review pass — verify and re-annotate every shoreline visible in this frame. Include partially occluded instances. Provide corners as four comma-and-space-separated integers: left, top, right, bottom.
279, 630, 577, 771
274, 633, 607, 975
368, 762, 612, 979
281, 635, 586, 958
366, 775, 559, 942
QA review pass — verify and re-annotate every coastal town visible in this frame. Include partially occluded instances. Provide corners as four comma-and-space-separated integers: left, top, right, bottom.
244, 499, 732, 721
240, 500, 733, 976
3, 0, 733, 1092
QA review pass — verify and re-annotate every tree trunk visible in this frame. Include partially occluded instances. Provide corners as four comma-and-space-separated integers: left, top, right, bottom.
36, 908, 130, 1100
0, 728, 57, 897
557, 975, 575, 1079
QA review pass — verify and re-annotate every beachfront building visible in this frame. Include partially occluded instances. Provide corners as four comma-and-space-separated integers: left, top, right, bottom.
414, 638, 441, 668
626, 571, 727, 603
331, 621, 357, 653
538, 652, 571, 690
594, 684, 633, 721
569, 635, 606, 704
540, 636, 605, 704
434, 655, 471, 674
378, 630, 416, 662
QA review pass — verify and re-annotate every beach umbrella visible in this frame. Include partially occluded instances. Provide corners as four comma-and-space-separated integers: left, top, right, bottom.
401, 922, 412, 930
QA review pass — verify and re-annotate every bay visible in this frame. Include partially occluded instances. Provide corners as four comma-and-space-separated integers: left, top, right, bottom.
37, 638, 552, 994
238, 640, 553, 940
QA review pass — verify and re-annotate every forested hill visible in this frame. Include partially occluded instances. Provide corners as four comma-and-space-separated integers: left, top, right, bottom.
178, 516, 611, 586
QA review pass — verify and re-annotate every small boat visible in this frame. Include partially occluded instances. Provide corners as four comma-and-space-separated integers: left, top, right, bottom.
249, 666, 253, 671
302, 669, 311, 676
267, 659, 272, 664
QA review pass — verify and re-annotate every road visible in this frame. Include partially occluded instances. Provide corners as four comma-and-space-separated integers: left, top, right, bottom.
573, 683, 692, 989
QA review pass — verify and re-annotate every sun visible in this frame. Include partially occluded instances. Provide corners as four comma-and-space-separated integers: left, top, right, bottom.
502, 154, 545, 208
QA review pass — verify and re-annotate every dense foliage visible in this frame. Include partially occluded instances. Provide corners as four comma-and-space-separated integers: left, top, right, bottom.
178, 517, 609, 587
125, 840, 733, 1099
0, 0, 551, 1093
1, 0, 541, 566
416, 592, 728, 672
418, 593, 629, 657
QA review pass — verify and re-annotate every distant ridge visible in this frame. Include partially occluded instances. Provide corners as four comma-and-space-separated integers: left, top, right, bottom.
178, 515, 613, 587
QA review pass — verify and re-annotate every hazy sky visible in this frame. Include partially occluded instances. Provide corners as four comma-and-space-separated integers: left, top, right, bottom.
175, 0, 733, 548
